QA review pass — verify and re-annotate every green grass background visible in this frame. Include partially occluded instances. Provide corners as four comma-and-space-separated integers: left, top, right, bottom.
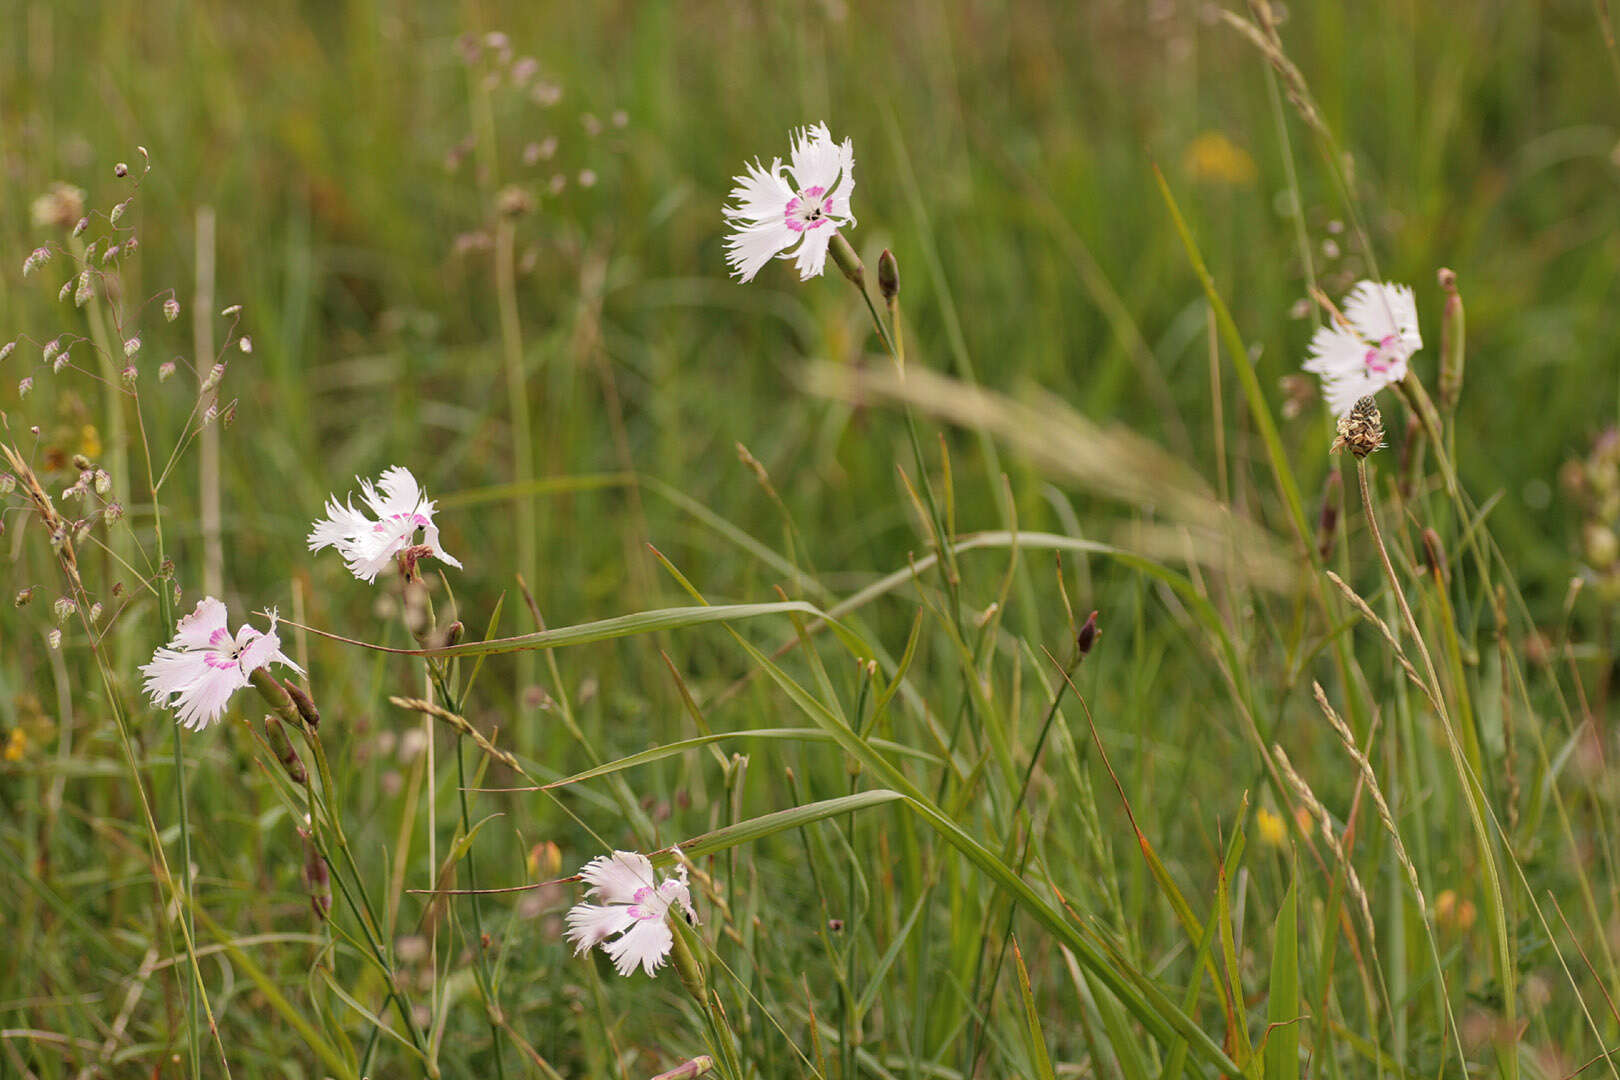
2, 1, 1618, 1077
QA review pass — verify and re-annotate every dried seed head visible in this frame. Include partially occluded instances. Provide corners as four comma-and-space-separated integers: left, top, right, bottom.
159, 360, 176, 381
121, 365, 138, 385
114, 161, 129, 178
220, 399, 238, 428
123, 337, 141, 358
163, 298, 180, 322
1332, 396, 1385, 458
52, 596, 76, 623
14, 587, 35, 607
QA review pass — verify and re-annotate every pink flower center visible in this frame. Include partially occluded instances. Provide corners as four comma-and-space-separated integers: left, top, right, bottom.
375, 512, 429, 534
784, 185, 834, 233
626, 885, 662, 921
204, 627, 256, 670
1363, 334, 1402, 374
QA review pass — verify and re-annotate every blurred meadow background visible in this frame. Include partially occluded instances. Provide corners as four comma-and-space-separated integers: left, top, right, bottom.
4, 1, 1620, 1077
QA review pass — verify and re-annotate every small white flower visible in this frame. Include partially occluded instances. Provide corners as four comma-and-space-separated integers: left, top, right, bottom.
723, 123, 856, 283
307, 465, 463, 583
1303, 280, 1422, 418
140, 597, 300, 731
564, 850, 698, 977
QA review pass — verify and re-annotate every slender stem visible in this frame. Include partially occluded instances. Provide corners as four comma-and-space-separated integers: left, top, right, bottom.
494, 218, 539, 722
1356, 458, 1517, 1076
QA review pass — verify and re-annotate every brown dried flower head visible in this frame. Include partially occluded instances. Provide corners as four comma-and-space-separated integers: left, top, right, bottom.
1332, 396, 1385, 458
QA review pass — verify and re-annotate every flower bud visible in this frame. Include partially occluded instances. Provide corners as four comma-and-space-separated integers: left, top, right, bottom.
828, 232, 865, 289
878, 248, 899, 302
1077, 609, 1099, 655
284, 680, 321, 730
1584, 522, 1619, 571
1437, 268, 1465, 414
263, 714, 308, 785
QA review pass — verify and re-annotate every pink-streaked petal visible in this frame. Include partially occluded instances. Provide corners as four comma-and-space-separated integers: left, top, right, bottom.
1304, 324, 1407, 417
564, 903, 638, 954
790, 227, 835, 281
725, 220, 797, 282
1342, 281, 1421, 354
786, 124, 843, 196
723, 158, 794, 223
369, 466, 423, 519
579, 850, 656, 904
236, 623, 300, 677
603, 917, 673, 977
173, 667, 250, 730
141, 647, 215, 705
172, 597, 229, 650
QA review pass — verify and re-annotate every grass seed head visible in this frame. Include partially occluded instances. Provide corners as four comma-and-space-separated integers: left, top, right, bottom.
1333, 395, 1385, 458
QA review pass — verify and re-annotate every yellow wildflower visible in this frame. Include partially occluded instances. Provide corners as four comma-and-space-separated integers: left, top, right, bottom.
1183, 131, 1258, 186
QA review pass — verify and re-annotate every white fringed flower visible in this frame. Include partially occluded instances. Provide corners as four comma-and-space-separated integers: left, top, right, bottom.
307, 466, 463, 583
140, 597, 300, 731
1303, 280, 1423, 417
564, 850, 698, 977
723, 123, 856, 283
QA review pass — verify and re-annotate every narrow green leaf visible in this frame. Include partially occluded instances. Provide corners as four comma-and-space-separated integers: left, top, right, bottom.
1013, 937, 1058, 1080
1264, 878, 1301, 1080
